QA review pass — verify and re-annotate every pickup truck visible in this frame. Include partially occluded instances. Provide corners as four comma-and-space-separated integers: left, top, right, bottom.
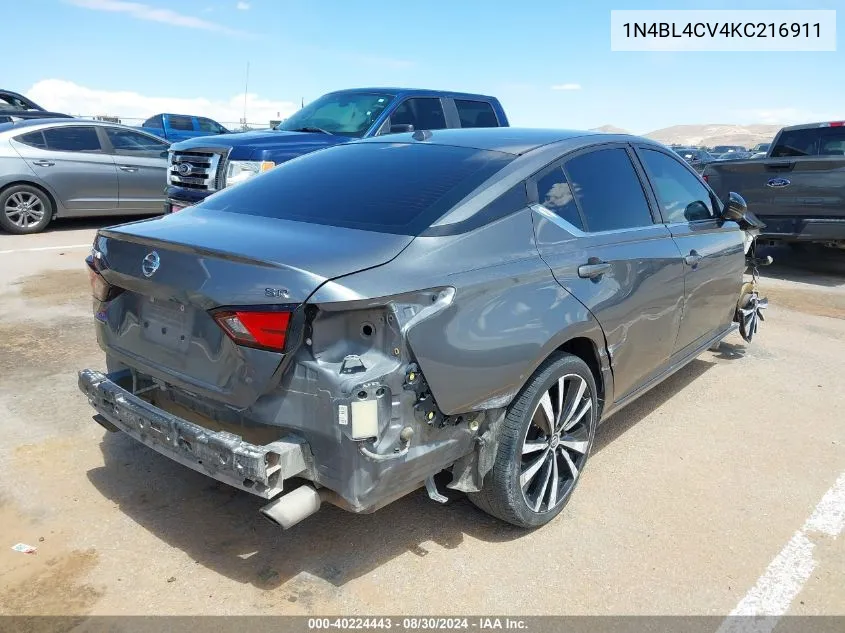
138, 113, 230, 143
165, 87, 510, 212
703, 121, 845, 249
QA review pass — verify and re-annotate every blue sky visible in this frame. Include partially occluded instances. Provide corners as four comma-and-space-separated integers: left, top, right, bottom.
6, 0, 843, 132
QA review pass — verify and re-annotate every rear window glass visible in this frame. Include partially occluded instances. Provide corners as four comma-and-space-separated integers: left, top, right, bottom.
455, 100, 499, 128
771, 127, 845, 157
16, 131, 47, 149
199, 142, 514, 235
168, 115, 194, 131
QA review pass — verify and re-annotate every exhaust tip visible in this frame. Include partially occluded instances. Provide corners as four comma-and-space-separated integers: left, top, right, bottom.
260, 485, 323, 530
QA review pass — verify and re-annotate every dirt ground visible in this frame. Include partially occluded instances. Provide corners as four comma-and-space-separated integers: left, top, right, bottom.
0, 221, 843, 620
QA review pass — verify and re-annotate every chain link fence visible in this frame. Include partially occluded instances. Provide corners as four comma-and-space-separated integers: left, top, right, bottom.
74, 114, 276, 131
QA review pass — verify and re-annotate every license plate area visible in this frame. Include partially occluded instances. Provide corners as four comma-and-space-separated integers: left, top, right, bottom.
141, 297, 193, 352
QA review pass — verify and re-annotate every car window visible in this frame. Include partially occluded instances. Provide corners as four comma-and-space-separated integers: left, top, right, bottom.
143, 115, 163, 129
105, 128, 168, 156
535, 165, 584, 230
197, 118, 224, 133
168, 115, 194, 131
15, 131, 47, 149
389, 98, 447, 132
454, 100, 499, 128
42, 126, 102, 152
199, 142, 514, 236
771, 127, 845, 157
563, 147, 654, 232
639, 149, 715, 223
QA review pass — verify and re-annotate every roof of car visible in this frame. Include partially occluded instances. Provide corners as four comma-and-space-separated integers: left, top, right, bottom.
0, 117, 169, 138
326, 87, 499, 100
355, 127, 643, 155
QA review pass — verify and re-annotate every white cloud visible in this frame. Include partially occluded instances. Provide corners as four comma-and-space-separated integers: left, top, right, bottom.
551, 83, 581, 91
64, 0, 252, 37
236, 1, 250, 9
25, 79, 298, 128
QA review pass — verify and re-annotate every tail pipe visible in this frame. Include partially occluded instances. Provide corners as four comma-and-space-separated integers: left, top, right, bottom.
260, 485, 329, 530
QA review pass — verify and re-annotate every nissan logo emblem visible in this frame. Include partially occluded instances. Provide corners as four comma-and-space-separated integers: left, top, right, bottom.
141, 251, 160, 278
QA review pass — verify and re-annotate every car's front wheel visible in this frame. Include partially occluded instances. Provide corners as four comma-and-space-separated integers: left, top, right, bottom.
469, 352, 597, 528
0, 184, 53, 234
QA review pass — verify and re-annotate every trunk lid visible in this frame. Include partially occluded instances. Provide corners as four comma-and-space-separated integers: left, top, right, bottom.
93, 209, 412, 408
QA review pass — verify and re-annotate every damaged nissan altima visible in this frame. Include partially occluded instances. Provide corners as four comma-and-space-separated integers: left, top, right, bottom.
79, 128, 768, 529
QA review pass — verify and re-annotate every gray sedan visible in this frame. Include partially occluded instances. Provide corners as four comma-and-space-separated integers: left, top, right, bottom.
80, 128, 763, 529
0, 119, 169, 234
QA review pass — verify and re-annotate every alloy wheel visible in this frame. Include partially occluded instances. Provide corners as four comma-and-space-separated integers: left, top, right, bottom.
519, 373, 594, 513
4, 191, 45, 228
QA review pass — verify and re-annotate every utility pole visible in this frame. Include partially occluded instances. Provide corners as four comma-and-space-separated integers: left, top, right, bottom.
242, 61, 250, 130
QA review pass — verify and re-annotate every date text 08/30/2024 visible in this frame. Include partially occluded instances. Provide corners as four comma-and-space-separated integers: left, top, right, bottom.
307, 618, 528, 630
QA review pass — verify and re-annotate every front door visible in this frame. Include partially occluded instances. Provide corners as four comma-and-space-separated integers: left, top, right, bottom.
635, 145, 746, 357
530, 144, 686, 403
101, 127, 169, 214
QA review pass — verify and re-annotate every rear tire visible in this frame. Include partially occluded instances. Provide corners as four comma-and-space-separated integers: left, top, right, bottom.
0, 184, 53, 234
468, 352, 597, 528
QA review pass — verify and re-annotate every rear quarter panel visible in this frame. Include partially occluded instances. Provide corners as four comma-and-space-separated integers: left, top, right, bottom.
309, 208, 608, 415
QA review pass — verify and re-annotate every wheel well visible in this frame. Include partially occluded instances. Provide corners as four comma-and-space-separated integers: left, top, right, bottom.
0, 180, 58, 218
557, 337, 604, 403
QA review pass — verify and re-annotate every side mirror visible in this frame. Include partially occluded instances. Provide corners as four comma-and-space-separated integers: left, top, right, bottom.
390, 123, 414, 134
722, 192, 766, 230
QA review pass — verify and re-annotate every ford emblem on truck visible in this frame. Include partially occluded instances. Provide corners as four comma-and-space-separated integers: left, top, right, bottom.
766, 177, 791, 188
177, 162, 193, 177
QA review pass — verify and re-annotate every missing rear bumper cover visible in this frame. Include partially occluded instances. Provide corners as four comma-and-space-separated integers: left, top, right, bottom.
78, 369, 310, 499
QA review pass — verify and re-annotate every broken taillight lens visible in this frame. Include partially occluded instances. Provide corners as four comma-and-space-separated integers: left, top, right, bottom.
85, 254, 123, 302
213, 309, 292, 351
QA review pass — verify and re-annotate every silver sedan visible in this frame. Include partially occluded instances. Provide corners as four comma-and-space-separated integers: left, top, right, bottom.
0, 118, 170, 234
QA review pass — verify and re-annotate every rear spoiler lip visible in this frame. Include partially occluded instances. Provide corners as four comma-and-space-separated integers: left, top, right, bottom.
96, 227, 283, 270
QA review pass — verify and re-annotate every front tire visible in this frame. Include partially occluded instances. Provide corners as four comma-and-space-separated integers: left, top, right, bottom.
0, 184, 53, 234
469, 353, 597, 528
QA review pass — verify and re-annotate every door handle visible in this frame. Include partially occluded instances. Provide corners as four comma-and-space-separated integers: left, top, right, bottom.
684, 251, 702, 267
32, 160, 54, 167
117, 165, 138, 172
577, 261, 612, 279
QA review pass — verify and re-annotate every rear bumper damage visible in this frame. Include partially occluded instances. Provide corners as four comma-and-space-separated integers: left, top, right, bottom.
78, 369, 310, 499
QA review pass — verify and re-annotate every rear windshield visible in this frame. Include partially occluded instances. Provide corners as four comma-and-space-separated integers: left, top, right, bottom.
198, 142, 514, 235
771, 127, 845, 157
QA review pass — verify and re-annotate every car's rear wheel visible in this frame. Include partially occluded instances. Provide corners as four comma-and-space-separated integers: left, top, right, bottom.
0, 184, 53, 234
468, 352, 597, 528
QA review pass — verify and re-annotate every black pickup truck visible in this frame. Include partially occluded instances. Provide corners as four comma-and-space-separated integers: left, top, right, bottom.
703, 121, 845, 249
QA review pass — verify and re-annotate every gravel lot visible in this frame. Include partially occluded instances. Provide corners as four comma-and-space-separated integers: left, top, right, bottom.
1, 219, 843, 618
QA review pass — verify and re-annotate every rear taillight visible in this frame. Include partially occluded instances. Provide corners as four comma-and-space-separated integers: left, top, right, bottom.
213, 309, 292, 351
85, 255, 123, 302
820, 121, 845, 127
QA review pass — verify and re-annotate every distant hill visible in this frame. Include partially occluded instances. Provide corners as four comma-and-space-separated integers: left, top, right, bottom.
589, 123, 781, 148
590, 124, 630, 134
644, 124, 781, 148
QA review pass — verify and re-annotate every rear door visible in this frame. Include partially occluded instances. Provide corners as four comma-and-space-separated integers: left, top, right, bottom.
14, 125, 119, 213
101, 126, 169, 213
635, 145, 745, 357
530, 144, 686, 403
